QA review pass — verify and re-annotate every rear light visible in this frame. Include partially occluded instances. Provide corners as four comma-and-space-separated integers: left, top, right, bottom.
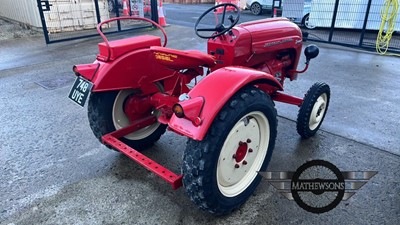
172, 96, 205, 127
173, 104, 185, 118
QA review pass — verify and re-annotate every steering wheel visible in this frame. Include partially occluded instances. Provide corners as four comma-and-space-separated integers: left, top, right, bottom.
195, 3, 240, 39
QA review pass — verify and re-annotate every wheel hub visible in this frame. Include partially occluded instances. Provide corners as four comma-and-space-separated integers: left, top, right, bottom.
216, 112, 270, 197
112, 90, 161, 140
309, 94, 327, 129
234, 141, 248, 163
124, 95, 153, 123
217, 118, 259, 187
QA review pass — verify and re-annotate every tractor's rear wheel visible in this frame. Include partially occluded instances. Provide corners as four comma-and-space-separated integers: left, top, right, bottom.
88, 89, 167, 151
296, 82, 330, 138
182, 86, 277, 215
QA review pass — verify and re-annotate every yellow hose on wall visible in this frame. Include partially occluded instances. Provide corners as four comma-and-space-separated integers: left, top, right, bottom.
376, 0, 399, 56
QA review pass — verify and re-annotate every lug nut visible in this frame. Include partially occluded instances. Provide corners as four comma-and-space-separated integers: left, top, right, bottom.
232, 154, 236, 159
249, 148, 253, 153
235, 164, 240, 168
243, 160, 248, 165
246, 139, 251, 143
239, 141, 245, 146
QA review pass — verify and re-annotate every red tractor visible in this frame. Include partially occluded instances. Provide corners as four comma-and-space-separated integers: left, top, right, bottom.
68, 4, 330, 215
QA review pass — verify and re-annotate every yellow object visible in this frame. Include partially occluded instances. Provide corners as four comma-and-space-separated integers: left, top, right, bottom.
376, 0, 400, 56
154, 52, 177, 62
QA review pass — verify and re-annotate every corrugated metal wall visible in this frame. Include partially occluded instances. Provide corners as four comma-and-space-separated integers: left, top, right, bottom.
0, 0, 42, 27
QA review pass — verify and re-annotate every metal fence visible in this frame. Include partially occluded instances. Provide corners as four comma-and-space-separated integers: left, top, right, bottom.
282, 0, 400, 54
37, 0, 159, 44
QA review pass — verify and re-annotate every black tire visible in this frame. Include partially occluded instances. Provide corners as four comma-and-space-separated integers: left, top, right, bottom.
88, 90, 167, 151
296, 82, 330, 139
302, 14, 316, 30
250, 3, 263, 15
182, 86, 277, 215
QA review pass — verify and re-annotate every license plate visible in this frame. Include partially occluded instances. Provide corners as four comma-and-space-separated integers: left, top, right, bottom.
68, 77, 93, 107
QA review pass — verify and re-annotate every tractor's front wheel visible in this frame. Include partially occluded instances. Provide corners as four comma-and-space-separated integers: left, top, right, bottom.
182, 86, 277, 215
88, 89, 167, 151
302, 13, 316, 30
296, 82, 330, 138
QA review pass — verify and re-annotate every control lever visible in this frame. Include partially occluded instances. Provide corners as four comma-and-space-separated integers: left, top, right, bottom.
228, 15, 235, 24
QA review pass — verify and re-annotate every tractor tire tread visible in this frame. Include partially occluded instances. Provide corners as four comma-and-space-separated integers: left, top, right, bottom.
183, 86, 277, 215
296, 82, 330, 138
88, 91, 119, 150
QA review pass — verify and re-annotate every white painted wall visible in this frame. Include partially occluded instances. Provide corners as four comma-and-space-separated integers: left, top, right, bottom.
43, 0, 109, 33
0, 0, 109, 32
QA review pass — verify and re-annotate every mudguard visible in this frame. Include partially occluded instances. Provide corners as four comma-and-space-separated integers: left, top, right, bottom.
74, 48, 175, 93
168, 66, 282, 141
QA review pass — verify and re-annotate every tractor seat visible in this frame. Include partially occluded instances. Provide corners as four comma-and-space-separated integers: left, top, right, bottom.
150, 46, 216, 70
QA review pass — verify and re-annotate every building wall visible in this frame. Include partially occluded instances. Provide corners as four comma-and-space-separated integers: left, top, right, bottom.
0, 0, 109, 31
0, 0, 42, 27
0, 0, 215, 29
43, 0, 109, 33
164, 0, 214, 3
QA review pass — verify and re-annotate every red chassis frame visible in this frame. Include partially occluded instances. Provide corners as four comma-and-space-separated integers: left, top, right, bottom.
73, 16, 306, 189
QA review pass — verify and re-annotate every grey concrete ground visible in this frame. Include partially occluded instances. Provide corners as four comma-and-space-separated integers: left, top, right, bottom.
0, 23, 399, 224
0, 20, 41, 41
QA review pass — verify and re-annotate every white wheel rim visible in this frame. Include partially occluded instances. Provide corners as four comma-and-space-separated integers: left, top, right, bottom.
309, 93, 327, 130
216, 111, 270, 197
305, 16, 316, 29
112, 90, 161, 140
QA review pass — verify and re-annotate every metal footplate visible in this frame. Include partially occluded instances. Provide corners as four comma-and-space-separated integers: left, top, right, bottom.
101, 121, 183, 190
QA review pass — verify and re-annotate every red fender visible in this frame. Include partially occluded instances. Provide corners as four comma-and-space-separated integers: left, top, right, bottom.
74, 51, 175, 93
168, 66, 282, 141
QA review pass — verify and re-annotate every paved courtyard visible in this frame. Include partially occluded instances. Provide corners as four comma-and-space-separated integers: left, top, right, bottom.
0, 19, 399, 224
